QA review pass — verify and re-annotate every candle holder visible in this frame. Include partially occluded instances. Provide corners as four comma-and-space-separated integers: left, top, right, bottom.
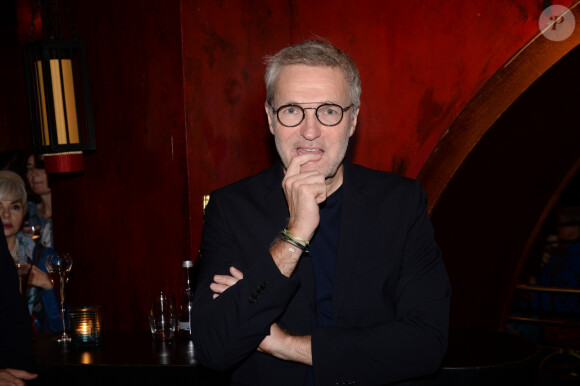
70, 306, 102, 346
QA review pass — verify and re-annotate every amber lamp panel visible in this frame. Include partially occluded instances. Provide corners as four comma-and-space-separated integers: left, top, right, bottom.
23, 40, 95, 163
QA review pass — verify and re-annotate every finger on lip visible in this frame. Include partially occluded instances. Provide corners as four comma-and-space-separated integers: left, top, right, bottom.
285, 152, 322, 176
293, 152, 322, 165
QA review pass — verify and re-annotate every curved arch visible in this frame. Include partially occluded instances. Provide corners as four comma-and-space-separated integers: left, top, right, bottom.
418, 2, 580, 213
426, 41, 580, 331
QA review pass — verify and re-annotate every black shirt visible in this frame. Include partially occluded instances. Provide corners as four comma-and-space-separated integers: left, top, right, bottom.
305, 186, 343, 385
310, 186, 343, 326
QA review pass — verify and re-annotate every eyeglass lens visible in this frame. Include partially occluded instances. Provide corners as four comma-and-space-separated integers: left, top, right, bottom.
276, 104, 346, 127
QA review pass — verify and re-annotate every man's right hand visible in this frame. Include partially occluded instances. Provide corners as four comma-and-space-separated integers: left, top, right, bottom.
258, 323, 312, 365
282, 153, 327, 241
0, 369, 37, 386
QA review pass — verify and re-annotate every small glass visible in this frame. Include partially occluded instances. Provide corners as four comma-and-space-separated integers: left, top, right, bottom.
30, 224, 42, 240
149, 292, 176, 341
15, 257, 33, 296
70, 306, 102, 346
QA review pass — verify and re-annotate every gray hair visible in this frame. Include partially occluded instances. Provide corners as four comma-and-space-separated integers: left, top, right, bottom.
264, 40, 361, 107
0, 171, 28, 215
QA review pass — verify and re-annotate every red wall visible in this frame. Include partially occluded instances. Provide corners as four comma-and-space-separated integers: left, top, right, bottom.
0, 1, 29, 150
1, 0, 573, 330
47, 0, 189, 330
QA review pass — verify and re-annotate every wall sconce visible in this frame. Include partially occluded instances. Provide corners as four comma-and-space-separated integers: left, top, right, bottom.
22, 0, 95, 173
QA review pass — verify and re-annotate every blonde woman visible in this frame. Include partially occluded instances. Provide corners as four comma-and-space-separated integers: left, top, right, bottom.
0, 171, 61, 332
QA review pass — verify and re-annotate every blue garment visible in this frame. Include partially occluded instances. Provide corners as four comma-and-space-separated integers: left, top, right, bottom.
16, 232, 64, 332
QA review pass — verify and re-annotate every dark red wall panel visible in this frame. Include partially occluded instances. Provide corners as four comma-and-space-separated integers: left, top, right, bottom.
0, 1, 29, 152
49, 0, 189, 331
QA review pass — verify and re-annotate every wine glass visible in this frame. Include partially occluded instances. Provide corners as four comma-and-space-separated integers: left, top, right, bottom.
45, 253, 73, 342
30, 224, 42, 240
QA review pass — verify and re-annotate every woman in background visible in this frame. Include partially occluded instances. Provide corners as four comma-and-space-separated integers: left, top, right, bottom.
26, 154, 53, 248
0, 171, 62, 333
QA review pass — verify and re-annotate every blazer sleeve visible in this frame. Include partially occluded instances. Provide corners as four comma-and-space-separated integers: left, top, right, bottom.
0, 224, 33, 369
311, 181, 451, 385
191, 189, 300, 371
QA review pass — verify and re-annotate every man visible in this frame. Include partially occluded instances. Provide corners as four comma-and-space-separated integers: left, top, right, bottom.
192, 40, 451, 385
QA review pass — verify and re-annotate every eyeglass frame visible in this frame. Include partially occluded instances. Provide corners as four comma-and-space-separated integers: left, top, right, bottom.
269, 102, 355, 127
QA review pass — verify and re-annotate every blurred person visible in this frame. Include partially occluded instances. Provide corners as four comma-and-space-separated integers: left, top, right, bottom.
555, 206, 580, 242
0, 171, 62, 333
538, 206, 580, 314
0, 210, 37, 384
26, 154, 53, 248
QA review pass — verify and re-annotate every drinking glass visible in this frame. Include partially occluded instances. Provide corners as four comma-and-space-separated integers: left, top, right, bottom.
149, 292, 176, 341
15, 257, 33, 297
45, 253, 73, 342
30, 225, 42, 240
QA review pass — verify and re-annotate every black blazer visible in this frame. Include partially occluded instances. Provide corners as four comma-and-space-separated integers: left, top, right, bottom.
192, 161, 451, 386
0, 219, 33, 370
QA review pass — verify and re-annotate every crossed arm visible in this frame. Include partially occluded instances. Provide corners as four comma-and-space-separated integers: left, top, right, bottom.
211, 266, 312, 365
205, 153, 326, 366
194, 158, 450, 383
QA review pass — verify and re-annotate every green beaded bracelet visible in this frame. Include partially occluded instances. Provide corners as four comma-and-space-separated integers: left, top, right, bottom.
279, 232, 309, 253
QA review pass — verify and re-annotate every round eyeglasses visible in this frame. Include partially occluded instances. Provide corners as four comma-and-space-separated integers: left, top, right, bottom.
270, 103, 354, 127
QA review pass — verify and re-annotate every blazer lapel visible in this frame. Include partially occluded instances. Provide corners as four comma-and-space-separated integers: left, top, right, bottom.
332, 162, 368, 323
263, 163, 289, 233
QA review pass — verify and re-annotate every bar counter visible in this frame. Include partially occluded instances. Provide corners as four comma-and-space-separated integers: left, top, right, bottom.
30, 330, 539, 385
30, 331, 230, 386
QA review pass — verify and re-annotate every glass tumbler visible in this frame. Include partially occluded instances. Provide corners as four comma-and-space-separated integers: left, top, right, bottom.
149, 292, 176, 341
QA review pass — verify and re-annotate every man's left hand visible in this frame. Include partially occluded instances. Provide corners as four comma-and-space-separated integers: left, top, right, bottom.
210, 267, 312, 365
